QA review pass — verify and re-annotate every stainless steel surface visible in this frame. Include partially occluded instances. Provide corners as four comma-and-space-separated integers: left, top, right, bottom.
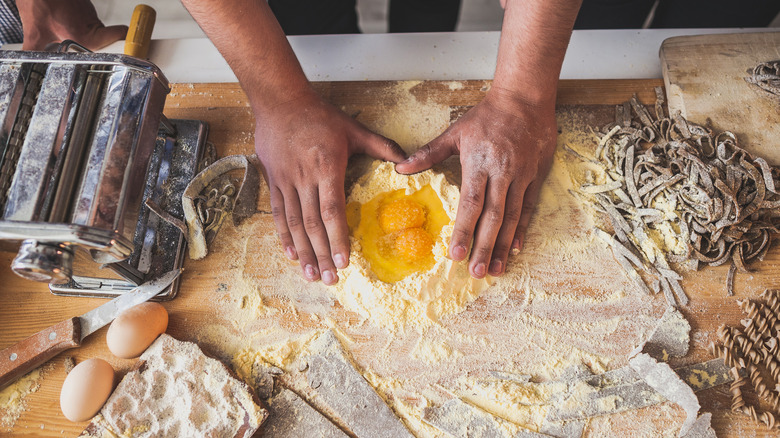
47, 66, 101, 223
77, 269, 180, 341
49, 119, 208, 300
0, 63, 42, 210
0, 45, 169, 88
56, 275, 138, 293
49, 274, 179, 300
0, 46, 206, 298
0, 48, 173, 286
3, 63, 79, 221
11, 240, 73, 284
132, 119, 206, 277
0, 221, 133, 260
69, 67, 166, 238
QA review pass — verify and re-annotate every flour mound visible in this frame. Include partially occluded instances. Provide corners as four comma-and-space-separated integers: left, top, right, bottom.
335, 161, 492, 329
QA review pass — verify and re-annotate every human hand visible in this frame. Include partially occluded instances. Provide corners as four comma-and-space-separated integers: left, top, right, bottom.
255, 92, 406, 285
395, 87, 557, 278
17, 0, 128, 50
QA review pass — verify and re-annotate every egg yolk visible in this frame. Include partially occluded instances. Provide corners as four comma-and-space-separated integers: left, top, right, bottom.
347, 185, 450, 283
379, 199, 426, 233
395, 227, 434, 262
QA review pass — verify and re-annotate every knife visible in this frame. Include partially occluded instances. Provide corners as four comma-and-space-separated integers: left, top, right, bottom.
0, 269, 181, 390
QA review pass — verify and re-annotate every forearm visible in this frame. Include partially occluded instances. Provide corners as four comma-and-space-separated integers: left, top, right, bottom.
493, 0, 582, 106
181, 0, 313, 115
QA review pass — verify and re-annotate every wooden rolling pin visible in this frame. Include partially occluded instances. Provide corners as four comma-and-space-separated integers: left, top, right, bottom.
124, 4, 156, 59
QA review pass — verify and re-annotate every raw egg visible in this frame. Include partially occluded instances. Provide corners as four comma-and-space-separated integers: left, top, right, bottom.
106, 301, 168, 359
347, 185, 450, 283
378, 198, 426, 233
395, 227, 435, 262
60, 358, 115, 422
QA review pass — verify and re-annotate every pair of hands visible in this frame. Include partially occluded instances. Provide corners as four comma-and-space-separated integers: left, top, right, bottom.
16, 0, 562, 287
17, 0, 127, 51
257, 87, 557, 285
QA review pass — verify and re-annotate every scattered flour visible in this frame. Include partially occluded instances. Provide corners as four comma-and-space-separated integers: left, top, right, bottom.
444, 81, 465, 91
233, 330, 321, 375
99, 335, 267, 437
192, 91, 665, 437
411, 337, 461, 365
0, 366, 49, 430
372, 81, 453, 154
455, 377, 560, 431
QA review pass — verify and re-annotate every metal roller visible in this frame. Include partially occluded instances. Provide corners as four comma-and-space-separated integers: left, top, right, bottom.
0, 42, 208, 299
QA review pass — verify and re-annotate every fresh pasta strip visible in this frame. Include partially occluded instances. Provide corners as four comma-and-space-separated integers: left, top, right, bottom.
573, 89, 780, 300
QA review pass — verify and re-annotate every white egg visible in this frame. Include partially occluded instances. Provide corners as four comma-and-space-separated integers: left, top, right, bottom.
60, 358, 115, 422
106, 302, 168, 359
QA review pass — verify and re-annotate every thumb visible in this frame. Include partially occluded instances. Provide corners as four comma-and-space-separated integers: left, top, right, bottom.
395, 134, 456, 175
353, 130, 407, 163
83, 24, 129, 51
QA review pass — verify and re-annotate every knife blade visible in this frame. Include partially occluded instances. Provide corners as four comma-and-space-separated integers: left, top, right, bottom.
0, 269, 181, 390
78, 269, 180, 342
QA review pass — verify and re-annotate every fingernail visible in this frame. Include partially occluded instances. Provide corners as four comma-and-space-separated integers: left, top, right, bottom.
489, 259, 502, 275
285, 246, 297, 260
321, 269, 336, 285
451, 245, 467, 261
304, 264, 319, 280
334, 253, 347, 269
473, 262, 487, 278
511, 238, 523, 255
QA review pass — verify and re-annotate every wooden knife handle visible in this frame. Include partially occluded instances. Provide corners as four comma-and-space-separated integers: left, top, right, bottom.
0, 317, 81, 390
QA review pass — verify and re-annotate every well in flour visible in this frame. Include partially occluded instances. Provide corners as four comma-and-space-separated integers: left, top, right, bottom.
336, 160, 492, 329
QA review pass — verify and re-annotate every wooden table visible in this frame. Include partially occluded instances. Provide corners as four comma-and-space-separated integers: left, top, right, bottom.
1, 79, 777, 437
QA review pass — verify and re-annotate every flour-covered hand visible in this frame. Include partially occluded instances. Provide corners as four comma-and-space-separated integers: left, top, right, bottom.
395, 87, 556, 278
256, 92, 406, 285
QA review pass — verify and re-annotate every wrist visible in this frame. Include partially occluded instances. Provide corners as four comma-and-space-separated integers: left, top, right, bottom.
484, 84, 556, 116
492, 0, 580, 110
491, 41, 563, 108
248, 83, 320, 120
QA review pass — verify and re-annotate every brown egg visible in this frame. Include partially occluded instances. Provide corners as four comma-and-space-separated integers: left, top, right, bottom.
59, 358, 115, 422
106, 302, 168, 359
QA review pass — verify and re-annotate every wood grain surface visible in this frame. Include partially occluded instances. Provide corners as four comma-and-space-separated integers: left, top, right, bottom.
0, 79, 777, 437
660, 31, 780, 166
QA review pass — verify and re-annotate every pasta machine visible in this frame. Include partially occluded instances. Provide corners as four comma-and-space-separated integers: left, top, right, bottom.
0, 41, 208, 299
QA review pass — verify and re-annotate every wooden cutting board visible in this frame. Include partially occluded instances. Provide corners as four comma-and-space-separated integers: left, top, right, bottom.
660, 31, 780, 165
1, 80, 776, 437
